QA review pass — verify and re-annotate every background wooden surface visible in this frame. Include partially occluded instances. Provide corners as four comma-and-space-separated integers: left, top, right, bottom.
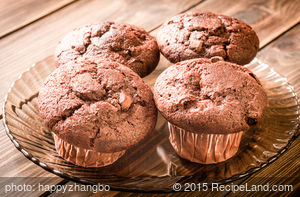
0, 0, 299, 196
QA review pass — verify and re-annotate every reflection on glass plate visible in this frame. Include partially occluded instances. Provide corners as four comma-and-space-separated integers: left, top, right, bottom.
3, 57, 299, 192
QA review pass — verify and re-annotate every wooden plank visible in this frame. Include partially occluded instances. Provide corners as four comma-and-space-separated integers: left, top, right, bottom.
257, 23, 300, 78
0, 0, 77, 38
257, 24, 300, 115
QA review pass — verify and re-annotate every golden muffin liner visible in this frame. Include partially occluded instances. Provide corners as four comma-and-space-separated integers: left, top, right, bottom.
168, 123, 243, 164
53, 133, 125, 168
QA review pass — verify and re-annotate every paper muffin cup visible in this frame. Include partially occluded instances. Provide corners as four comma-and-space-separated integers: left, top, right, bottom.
53, 133, 126, 168
168, 123, 243, 164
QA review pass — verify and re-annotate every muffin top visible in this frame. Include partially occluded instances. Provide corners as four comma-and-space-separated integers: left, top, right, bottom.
39, 58, 157, 152
153, 58, 267, 134
55, 22, 160, 77
156, 12, 259, 65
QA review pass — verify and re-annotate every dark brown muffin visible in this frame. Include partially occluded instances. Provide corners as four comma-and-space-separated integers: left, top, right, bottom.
38, 58, 157, 167
156, 12, 259, 65
55, 22, 160, 77
154, 58, 267, 134
153, 58, 267, 164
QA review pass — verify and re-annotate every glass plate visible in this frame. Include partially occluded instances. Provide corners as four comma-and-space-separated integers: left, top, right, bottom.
3, 56, 299, 192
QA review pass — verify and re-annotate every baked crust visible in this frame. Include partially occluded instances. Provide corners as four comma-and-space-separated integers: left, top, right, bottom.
55, 22, 160, 77
157, 12, 259, 65
153, 58, 267, 134
39, 58, 157, 152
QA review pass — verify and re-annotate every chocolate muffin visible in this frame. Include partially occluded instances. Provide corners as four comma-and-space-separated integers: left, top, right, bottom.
153, 58, 267, 164
39, 58, 157, 167
55, 22, 160, 77
156, 12, 259, 65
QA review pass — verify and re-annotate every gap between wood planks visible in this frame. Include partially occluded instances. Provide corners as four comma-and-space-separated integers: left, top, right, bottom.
0, 0, 79, 40
258, 22, 300, 52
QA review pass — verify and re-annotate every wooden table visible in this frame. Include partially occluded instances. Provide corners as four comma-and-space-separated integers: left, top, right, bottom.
0, 0, 299, 196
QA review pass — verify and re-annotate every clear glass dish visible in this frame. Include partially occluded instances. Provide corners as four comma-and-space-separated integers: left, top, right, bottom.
3, 56, 299, 192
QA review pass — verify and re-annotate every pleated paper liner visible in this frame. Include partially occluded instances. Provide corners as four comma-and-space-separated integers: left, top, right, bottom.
3, 56, 299, 192
53, 133, 126, 168
168, 123, 243, 164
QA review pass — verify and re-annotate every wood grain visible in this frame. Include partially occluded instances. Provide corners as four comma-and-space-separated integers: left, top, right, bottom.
0, 0, 77, 38
257, 23, 300, 78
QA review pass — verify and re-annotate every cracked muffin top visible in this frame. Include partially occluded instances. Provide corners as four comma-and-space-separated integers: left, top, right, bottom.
38, 58, 157, 152
156, 12, 259, 65
55, 22, 160, 77
153, 58, 267, 134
